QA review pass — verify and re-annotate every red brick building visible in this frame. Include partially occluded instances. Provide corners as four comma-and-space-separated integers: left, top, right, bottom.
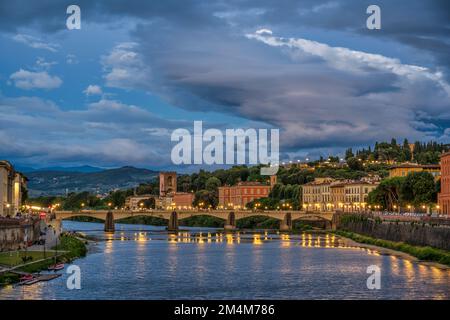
172, 192, 195, 208
438, 152, 450, 216
218, 181, 272, 208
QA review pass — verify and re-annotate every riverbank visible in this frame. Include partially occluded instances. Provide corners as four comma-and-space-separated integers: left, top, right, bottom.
0, 233, 88, 286
334, 230, 450, 269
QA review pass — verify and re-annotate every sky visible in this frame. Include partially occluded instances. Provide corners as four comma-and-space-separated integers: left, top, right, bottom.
0, 0, 449, 171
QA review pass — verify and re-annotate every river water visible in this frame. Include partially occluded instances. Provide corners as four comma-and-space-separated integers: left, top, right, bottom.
0, 221, 449, 300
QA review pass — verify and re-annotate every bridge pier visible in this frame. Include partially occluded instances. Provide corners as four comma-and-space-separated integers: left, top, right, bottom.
104, 211, 115, 232
224, 211, 237, 231
167, 211, 178, 231
280, 212, 292, 231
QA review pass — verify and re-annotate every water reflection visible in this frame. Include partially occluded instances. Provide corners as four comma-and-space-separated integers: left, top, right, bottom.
0, 221, 449, 300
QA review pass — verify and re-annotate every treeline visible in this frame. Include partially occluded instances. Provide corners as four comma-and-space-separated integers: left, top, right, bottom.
346, 138, 448, 164
27, 138, 447, 211
367, 171, 439, 211
246, 184, 302, 210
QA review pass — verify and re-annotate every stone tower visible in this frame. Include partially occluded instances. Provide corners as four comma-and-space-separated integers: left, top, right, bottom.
159, 172, 177, 197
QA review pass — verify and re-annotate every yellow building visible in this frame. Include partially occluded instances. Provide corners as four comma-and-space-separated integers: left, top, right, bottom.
303, 177, 379, 213
302, 178, 335, 212
388, 163, 440, 180
0, 160, 27, 216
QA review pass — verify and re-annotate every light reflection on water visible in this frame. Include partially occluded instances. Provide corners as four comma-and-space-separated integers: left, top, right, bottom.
0, 220, 449, 300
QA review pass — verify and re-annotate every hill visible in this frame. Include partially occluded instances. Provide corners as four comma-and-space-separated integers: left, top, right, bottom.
26, 166, 158, 197
19, 165, 104, 173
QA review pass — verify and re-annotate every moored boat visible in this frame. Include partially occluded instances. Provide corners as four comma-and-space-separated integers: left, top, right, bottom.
48, 263, 64, 271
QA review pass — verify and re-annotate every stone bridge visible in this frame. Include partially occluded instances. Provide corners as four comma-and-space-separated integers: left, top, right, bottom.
53, 209, 337, 232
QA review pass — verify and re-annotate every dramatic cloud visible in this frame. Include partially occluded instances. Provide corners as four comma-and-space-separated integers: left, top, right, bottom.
121, 26, 449, 151
0, 96, 189, 167
0, 0, 449, 166
9, 69, 62, 89
102, 42, 151, 90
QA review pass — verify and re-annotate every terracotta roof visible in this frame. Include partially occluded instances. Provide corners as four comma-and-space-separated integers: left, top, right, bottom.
389, 163, 440, 169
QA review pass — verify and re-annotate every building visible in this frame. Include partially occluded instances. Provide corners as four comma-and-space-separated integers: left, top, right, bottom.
389, 163, 440, 180
125, 194, 156, 210
0, 160, 27, 216
438, 152, 450, 216
302, 178, 335, 211
218, 181, 272, 209
303, 177, 379, 212
159, 171, 177, 197
171, 192, 195, 208
340, 180, 378, 212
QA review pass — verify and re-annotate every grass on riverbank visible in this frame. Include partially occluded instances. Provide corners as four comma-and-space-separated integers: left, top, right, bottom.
53, 233, 88, 259
0, 250, 59, 267
334, 230, 450, 267
0, 234, 87, 286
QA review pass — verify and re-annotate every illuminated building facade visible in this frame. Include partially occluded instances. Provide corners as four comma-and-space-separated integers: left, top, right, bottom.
0, 160, 27, 216
218, 181, 272, 209
303, 177, 379, 212
438, 152, 450, 216
389, 163, 440, 180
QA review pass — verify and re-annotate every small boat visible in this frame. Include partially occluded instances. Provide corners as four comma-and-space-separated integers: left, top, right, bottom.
48, 263, 65, 271
19, 274, 34, 281
23, 279, 40, 285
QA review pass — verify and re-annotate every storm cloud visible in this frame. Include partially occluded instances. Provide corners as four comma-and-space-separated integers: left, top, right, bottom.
0, 0, 449, 167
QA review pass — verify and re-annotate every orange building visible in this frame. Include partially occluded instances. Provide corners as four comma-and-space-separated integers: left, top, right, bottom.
172, 192, 195, 208
389, 163, 440, 180
218, 181, 272, 209
438, 152, 450, 216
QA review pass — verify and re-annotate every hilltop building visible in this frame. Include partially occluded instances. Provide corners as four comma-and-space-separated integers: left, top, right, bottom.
0, 160, 27, 216
388, 163, 440, 180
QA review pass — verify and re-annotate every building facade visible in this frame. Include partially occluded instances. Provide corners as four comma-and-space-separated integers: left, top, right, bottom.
126, 172, 195, 210
159, 171, 177, 197
389, 163, 440, 180
125, 194, 156, 210
302, 178, 335, 211
0, 160, 27, 216
438, 152, 450, 216
218, 181, 272, 208
303, 177, 379, 212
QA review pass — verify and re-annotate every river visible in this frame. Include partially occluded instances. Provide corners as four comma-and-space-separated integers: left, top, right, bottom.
0, 221, 449, 300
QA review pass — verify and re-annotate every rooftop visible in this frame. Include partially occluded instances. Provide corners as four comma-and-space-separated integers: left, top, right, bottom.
389, 163, 440, 169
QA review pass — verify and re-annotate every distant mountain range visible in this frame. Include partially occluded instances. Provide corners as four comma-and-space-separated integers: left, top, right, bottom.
18, 165, 105, 173
25, 166, 158, 197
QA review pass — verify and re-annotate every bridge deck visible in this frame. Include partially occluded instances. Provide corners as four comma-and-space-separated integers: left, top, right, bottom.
54, 210, 335, 222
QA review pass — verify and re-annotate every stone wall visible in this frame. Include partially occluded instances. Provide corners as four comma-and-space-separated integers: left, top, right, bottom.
0, 218, 41, 251
337, 214, 450, 251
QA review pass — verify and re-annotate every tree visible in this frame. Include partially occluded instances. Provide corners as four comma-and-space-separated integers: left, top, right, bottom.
193, 190, 218, 208
401, 171, 437, 207
138, 197, 155, 209
368, 177, 404, 210
136, 183, 154, 195
347, 157, 364, 171
401, 138, 412, 162
205, 177, 221, 192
